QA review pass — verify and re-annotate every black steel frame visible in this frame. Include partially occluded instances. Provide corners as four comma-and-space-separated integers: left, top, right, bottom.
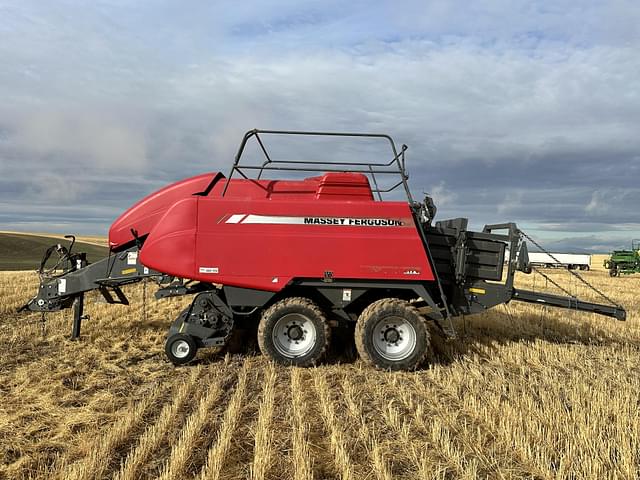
222, 129, 414, 202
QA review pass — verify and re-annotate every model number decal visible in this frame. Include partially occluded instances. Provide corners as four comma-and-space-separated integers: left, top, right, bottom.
226, 214, 403, 227
199, 267, 219, 274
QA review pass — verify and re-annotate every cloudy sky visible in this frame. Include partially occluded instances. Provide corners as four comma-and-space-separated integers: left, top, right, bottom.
1, 0, 639, 252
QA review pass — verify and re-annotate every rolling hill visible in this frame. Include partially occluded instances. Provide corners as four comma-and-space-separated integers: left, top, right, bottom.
0, 232, 108, 270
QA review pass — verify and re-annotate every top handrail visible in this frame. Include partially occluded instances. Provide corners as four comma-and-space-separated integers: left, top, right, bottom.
222, 129, 413, 202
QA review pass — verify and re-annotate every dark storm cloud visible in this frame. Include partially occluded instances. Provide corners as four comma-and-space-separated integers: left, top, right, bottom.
0, 1, 639, 251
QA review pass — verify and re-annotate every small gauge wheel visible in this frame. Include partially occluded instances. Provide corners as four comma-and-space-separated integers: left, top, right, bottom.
165, 333, 198, 365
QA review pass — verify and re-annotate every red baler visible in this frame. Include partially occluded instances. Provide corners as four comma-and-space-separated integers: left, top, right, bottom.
22, 130, 625, 370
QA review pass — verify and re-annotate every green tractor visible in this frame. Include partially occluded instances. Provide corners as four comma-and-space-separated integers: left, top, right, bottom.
604, 240, 640, 277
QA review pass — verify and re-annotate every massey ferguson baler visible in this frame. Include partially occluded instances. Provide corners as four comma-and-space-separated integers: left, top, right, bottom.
21, 130, 626, 371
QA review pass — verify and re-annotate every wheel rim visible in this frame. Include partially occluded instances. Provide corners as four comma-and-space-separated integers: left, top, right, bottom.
171, 339, 191, 359
372, 315, 417, 361
272, 313, 317, 358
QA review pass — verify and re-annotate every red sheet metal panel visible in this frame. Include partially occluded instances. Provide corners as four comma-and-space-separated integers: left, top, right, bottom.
113, 172, 435, 291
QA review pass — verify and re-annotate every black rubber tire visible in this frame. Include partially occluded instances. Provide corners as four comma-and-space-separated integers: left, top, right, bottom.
165, 333, 198, 365
257, 297, 330, 367
355, 298, 430, 371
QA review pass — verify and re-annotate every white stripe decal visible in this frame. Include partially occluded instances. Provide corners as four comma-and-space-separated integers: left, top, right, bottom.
230, 214, 404, 227
226, 214, 247, 224
242, 215, 306, 224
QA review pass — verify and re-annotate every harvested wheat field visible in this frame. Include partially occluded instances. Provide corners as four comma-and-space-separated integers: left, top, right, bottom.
1, 269, 639, 479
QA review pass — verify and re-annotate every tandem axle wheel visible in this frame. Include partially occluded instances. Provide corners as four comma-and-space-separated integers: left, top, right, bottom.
258, 297, 331, 367
355, 298, 430, 371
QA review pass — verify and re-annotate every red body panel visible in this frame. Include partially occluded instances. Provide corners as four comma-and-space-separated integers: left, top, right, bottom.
109, 172, 222, 249
139, 197, 199, 278
111, 172, 435, 291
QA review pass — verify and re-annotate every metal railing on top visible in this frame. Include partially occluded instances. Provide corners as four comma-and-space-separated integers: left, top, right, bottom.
221, 129, 413, 203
